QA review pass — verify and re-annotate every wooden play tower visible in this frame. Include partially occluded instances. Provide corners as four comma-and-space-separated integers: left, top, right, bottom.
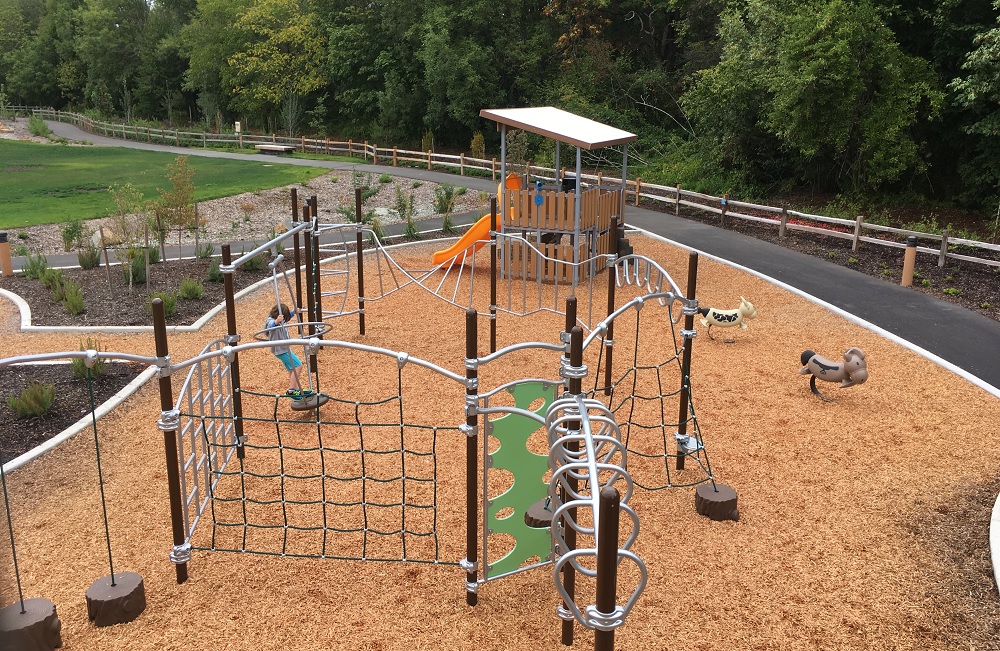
480, 107, 638, 286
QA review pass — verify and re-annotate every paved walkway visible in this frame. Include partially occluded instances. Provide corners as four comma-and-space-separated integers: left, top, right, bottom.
17, 120, 1000, 391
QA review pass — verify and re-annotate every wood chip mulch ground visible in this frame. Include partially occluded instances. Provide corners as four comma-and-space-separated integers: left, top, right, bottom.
0, 235, 998, 651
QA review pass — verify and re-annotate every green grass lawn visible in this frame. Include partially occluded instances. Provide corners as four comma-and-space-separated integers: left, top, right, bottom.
0, 140, 329, 229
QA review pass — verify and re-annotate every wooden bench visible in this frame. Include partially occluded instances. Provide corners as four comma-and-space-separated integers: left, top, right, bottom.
254, 143, 295, 155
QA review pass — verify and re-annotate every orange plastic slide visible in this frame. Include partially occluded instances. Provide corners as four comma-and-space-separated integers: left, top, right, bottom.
431, 213, 493, 265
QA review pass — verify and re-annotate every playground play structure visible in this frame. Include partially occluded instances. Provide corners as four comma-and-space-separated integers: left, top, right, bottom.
0, 108, 739, 651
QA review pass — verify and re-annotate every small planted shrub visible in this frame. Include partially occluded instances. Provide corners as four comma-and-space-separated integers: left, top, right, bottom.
368, 215, 386, 245
207, 259, 224, 282
470, 131, 485, 160
378, 173, 392, 184
441, 212, 455, 234
7, 381, 56, 418
22, 252, 48, 279
147, 291, 177, 317
827, 251, 837, 259
122, 256, 147, 285
61, 217, 84, 251
943, 287, 962, 296
921, 279, 932, 287
27, 115, 52, 137
847, 257, 858, 264
412, 181, 422, 189
980, 301, 992, 309
179, 276, 205, 300
242, 251, 266, 272
78, 245, 101, 269
14, 242, 29, 257
40, 267, 65, 292
62, 280, 84, 314
434, 184, 457, 214
71, 338, 106, 379
196, 243, 215, 259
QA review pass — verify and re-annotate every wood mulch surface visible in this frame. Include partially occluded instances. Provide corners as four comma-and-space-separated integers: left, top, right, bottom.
0, 236, 998, 651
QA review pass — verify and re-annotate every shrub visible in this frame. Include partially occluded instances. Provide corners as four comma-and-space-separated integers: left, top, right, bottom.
147, 291, 177, 317
146, 245, 161, 264
27, 115, 52, 137
61, 217, 84, 251
40, 267, 64, 291
943, 287, 961, 296
62, 280, 85, 315
78, 245, 101, 269
71, 338, 105, 379
921, 279, 931, 287
121, 256, 147, 285
22, 252, 48, 279
179, 276, 205, 300
7, 381, 56, 418
378, 173, 392, 184
242, 251, 266, 272
470, 131, 485, 160
207, 259, 224, 282
14, 243, 29, 256
196, 243, 215, 259
433, 184, 457, 214
368, 215, 386, 245
441, 212, 455, 234
421, 129, 434, 153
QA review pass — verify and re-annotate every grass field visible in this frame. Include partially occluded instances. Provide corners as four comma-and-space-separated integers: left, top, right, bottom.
0, 140, 329, 229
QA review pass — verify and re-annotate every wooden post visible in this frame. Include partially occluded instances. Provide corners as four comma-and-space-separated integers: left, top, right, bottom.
348, 139, 352, 155
174, 130, 178, 146
393, 147, 398, 166
301, 135, 305, 153
675, 184, 681, 215
364, 140, 369, 162
238, 132, 243, 149
720, 193, 729, 227
597, 171, 603, 187
271, 133, 276, 143
779, 208, 789, 238
460, 153, 465, 176
492, 157, 497, 181
220, 245, 246, 462
938, 229, 949, 268
427, 150, 432, 170
371, 143, 377, 164
202, 133, 206, 148
634, 178, 642, 206
324, 137, 329, 154
852, 215, 863, 251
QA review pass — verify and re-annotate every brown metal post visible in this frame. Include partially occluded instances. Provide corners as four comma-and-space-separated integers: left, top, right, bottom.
311, 196, 324, 337
221, 245, 246, 461
676, 252, 698, 470
290, 189, 303, 319
355, 187, 366, 336
489, 196, 498, 353
594, 486, 621, 651
152, 298, 189, 584
303, 225, 318, 376
562, 315, 582, 646
465, 308, 479, 606
605, 217, 618, 396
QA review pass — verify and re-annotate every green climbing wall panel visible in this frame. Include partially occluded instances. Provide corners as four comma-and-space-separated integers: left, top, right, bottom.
485, 381, 556, 579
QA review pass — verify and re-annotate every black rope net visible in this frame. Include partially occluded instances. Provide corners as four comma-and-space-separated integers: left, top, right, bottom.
177, 358, 460, 565
587, 297, 715, 491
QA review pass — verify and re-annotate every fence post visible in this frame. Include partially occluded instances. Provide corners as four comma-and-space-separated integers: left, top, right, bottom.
372, 143, 377, 164
324, 137, 329, 154
720, 193, 728, 226
427, 150, 432, 170
901, 236, 918, 287
301, 135, 305, 153
460, 153, 465, 176
675, 184, 681, 215
393, 147, 398, 167
202, 133, 206, 148
852, 215, 863, 251
146, 127, 150, 144
238, 132, 243, 149
364, 140, 369, 162
492, 157, 497, 181
779, 208, 788, 238
174, 130, 178, 146
271, 133, 276, 143
598, 171, 603, 188
938, 229, 949, 268
634, 178, 642, 206
348, 139, 353, 155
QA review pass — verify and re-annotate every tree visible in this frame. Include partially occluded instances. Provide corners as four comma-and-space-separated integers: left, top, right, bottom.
227, 0, 328, 131
949, 0, 1000, 207
74, 0, 148, 114
179, 0, 249, 127
151, 156, 196, 262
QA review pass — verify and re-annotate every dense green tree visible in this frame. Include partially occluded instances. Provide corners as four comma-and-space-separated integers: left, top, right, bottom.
180, 0, 249, 127
950, 0, 1000, 205
74, 0, 148, 115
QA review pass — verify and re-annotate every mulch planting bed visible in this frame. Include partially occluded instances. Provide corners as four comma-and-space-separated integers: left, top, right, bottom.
0, 361, 145, 462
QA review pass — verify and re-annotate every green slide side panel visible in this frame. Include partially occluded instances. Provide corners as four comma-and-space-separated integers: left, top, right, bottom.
486, 381, 555, 579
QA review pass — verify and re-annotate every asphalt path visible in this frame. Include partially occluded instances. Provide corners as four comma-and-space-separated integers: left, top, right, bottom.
24, 120, 1000, 391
